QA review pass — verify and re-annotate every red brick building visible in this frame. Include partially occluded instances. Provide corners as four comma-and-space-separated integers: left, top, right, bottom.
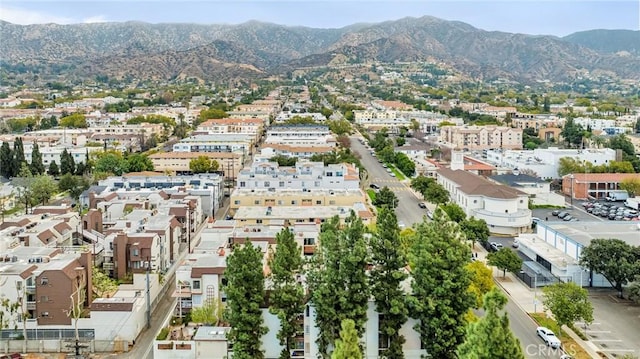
562, 173, 640, 200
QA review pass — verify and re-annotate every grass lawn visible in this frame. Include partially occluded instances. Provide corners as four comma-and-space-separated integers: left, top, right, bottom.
529, 313, 592, 359
367, 189, 376, 202
384, 163, 407, 180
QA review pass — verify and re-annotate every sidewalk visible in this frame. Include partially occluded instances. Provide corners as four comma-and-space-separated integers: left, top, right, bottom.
475, 245, 602, 359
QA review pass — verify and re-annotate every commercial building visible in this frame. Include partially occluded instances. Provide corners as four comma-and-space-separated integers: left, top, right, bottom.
264, 125, 336, 148
490, 172, 565, 207
439, 125, 523, 150
484, 147, 618, 180
149, 151, 244, 178
515, 221, 640, 288
172, 134, 255, 156
561, 173, 640, 200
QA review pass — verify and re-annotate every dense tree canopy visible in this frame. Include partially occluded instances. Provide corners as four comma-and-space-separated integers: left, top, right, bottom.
542, 282, 593, 330
579, 238, 640, 297
487, 248, 523, 278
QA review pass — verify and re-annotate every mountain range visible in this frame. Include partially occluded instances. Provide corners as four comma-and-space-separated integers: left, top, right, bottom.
1, 17, 639, 83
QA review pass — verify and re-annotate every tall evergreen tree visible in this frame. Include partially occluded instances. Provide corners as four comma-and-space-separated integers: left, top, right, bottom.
12, 137, 25, 176
370, 208, 408, 359
224, 242, 267, 359
457, 288, 525, 359
60, 148, 75, 175
308, 212, 370, 357
0, 142, 13, 178
268, 228, 305, 359
29, 143, 45, 175
331, 319, 362, 359
48, 161, 60, 176
408, 210, 474, 359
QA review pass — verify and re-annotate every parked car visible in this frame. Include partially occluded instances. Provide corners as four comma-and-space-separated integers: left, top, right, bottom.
552, 210, 561, 216
557, 211, 569, 219
370, 183, 380, 190
418, 202, 427, 209
536, 327, 561, 349
490, 242, 503, 252
563, 215, 573, 221
512, 239, 520, 248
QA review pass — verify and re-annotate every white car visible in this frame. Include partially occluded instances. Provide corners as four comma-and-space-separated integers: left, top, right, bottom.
536, 326, 561, 349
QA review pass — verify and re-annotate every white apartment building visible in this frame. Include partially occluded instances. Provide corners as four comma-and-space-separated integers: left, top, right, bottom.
172, 134, 255, 155
439, 125, 523, 150
236, 160, 360, 191
23, 144, 102, 167
437, 152, 532, 235
264, 125, 336, 147
484, 147, 617, 179
573, 117, 616, 131
275, 111, 327, 122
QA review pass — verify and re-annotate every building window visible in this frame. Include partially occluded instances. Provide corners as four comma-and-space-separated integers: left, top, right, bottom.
257, 219, 263, 224
278, 200, 283, 205
133, 249, 139, 257
234, 200, 240, 205
264, 181, 270, 187
329, 200, 335, 205
291, 200, 297, 205
41, 312, 49, 318
40, 277, 48, 285
40, 296, 48, 302
240, 181, 246, 188
304, 238, 315, 245
193, 280, 201, 290
316, 200, 322, 205
279, 181, 285, 187
254, 200, 260, 205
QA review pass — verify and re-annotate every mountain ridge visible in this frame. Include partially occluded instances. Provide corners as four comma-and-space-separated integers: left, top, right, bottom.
1, 16, 639, 83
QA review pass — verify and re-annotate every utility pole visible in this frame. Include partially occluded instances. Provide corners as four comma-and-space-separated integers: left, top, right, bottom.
146, 257, 151, 329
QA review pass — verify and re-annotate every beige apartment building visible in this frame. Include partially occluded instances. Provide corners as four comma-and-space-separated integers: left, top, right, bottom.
196, 118, 264, 142
149, 151, 244, 178
439, 125, 523, 150
230, 188, 366, 215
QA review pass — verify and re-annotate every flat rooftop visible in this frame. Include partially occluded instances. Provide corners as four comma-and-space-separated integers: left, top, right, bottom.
234, 205, 366, 220
543, 221, 640, 247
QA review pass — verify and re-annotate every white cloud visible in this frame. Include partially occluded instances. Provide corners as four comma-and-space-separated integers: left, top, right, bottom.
83, 15, 108, 24
0, 6, 73, 25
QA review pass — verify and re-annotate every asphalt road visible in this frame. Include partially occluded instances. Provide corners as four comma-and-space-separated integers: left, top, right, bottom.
504, 296, 565, 358
349, 134, 428, 227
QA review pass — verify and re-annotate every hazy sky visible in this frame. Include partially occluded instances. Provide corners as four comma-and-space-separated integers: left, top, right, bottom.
1, 0, 638, 36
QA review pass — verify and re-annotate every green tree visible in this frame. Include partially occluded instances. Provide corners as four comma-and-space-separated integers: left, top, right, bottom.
466, 261, 495, 309
308, 213, 370, 357
457, 288, 525, 359
408, 211, 474, 359
30, 175, 58, 205
410, 175, 432, 195
48, 161, 60, 176
92, 266, 118, 298
487, 248, 523, 278
327, 119, 352, 135
268, 228, 305, 359
331, 319, 362, 359
12, 163, 34, 214
0, 142, 14, 178
424, 181, 450, 205
461, 217, 490, 247
60, 148, 76, 175
13, 138, 26, 172
579, 238, 639, 297
189, 156, 219, 174
269, 155, 298, 167
59, 113, 87, 128
373, 186, 398, 208
125, 153, 154, 172
440, 202, 467, 223
58, 174, 90, 206
370, 208, 408, 358
543, 96, 550, 112
29, 143, 45, 175
542, 282, 594, 330
94, 152, 129, 175
224, 242, 267, 359
560, 118, 584, 148
190, 299, 221, 326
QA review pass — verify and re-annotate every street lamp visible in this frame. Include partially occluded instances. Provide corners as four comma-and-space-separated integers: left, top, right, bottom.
569, 174, 575, 208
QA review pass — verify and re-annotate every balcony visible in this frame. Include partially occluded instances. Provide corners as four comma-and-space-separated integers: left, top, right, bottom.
172, 284, 192, 298
26, 301, 36, 310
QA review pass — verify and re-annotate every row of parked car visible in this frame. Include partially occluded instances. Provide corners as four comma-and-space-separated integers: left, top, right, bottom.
551, 210, 578, 222
583, 201, 639, 221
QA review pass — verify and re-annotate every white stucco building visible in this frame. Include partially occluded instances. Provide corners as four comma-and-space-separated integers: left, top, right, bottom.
436, 152, 532, 235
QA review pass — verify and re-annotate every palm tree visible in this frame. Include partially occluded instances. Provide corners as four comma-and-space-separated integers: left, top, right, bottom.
591, 135, 606, 149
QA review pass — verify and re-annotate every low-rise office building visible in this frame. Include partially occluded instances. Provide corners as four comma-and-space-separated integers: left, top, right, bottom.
490, 171, 565, 207
149, 151, 244, 178
172, 134, 254, 156
561, 173, 640, 200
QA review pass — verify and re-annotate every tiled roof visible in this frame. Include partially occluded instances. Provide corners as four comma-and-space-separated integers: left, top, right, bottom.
438, 168, 526, 199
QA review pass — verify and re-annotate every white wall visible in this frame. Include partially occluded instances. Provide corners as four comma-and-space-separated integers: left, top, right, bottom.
261, 309, 285, 358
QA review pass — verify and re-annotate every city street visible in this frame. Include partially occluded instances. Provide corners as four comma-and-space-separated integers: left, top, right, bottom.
349, 135, 428, 227
504, 297, 565, 358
